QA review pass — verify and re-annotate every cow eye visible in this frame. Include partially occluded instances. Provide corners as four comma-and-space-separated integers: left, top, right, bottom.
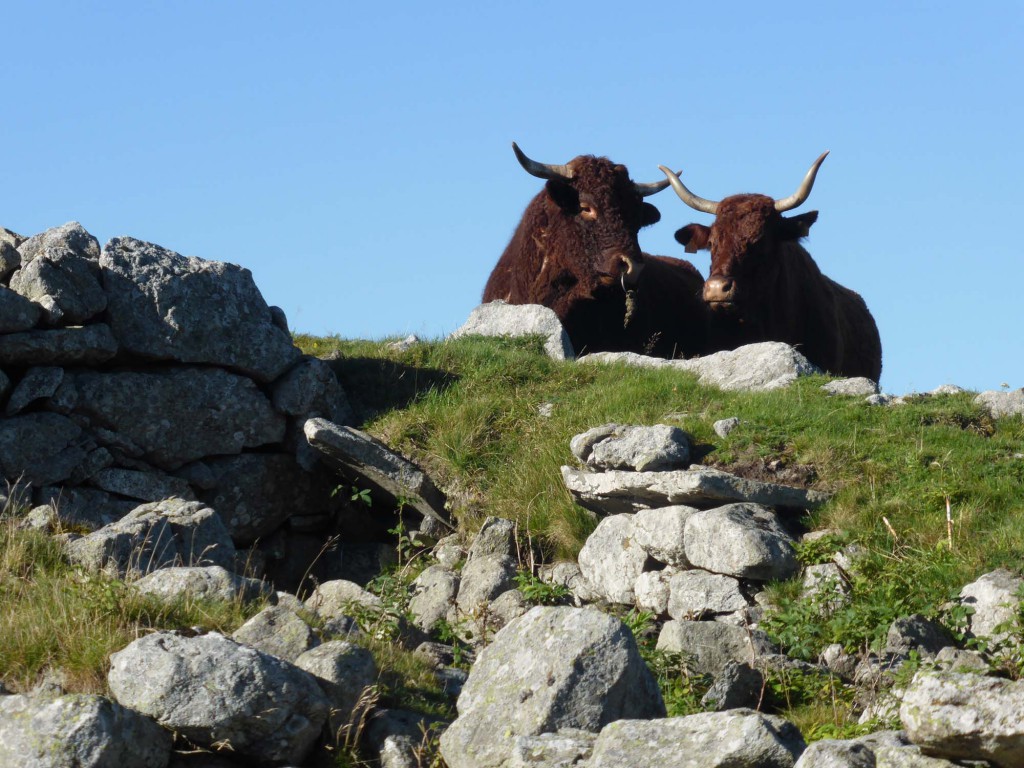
579, 204, 598, 221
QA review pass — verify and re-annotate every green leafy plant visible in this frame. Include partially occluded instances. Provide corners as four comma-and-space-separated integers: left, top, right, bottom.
514, 571, 570, 606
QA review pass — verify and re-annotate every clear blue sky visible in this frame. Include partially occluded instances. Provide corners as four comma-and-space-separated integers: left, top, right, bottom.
4, 2, 1022, 395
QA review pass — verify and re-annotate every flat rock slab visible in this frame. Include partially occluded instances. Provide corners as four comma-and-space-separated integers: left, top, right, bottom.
562, 465, 829, 515
0, 324, 118, 366
589, 710, 805, 768
452, 301, 575, 360
579, 341, 821, 392
304, 417, 450, 527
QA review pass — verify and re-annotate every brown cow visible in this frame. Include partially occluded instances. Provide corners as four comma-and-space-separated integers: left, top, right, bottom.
483, 143, 708, 359
660, 153, 882, 380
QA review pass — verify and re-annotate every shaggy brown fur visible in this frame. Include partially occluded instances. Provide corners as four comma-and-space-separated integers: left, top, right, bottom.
675, 194, 882, 380
484, 155, 708, 358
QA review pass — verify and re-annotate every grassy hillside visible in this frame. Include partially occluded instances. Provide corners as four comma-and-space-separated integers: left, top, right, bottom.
301, 333, 1024, 658
2, 332, 1022, 758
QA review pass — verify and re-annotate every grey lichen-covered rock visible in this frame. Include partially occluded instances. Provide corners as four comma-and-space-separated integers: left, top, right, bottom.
634, 569, 673, 615
821, 377, 880, 396
577, 514, 649, 605
667, 570, 749, 618
467, 516, 517, 561
452, 300, 575, 360
580, 341, 821, 392
793, 738, 876, 767
305, 579, 383, 620
714, 416, 741, 438
134, 565, 271, 603
108, 631, 329, 765
507, 730, 596, 767
884, 614, 955, 658
295, 640, 377, 732
632, 505, 697, 567
576, 423, 692, 472
657, 619, 777, 675
0, 692, 172, 768
272, 355, 354, 425
0, 238, 21, 279
9, 243, 107, 325
801, 563, 849, 609
701, 661, 765, 712
455, 553, 517, 613
0, 412, 90, 485
17, 221, 100, 264
872, 744, 966, 766
65, 499, 236, 577
49, 367, 285, 470
304, 418, 450, 528
4, 366, 63, 416
900, 670, 1024, 767
561, 465, 828, 516
0, 324, 119, 366
684, 503, 799, 581
439, 606, 664, 768
409, 565, 460, 631
588, 709, 805, 767
233, 605, 318, 662
36, 486, 137, 532
90, 467, 195, 502
974, 388, 1024, 419
0, 284, 42, 332
958, 568, 1024, 646
569, 423, 622, 464
100, 236, 301, 382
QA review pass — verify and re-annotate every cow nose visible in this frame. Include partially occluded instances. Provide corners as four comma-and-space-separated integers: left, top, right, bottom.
617, 253, 646, 288
704, 276, 735, 303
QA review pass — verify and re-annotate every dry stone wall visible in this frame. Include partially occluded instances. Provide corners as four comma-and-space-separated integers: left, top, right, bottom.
0, 221, 443, 589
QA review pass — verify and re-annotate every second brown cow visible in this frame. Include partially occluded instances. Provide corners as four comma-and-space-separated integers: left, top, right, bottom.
660, 153, 882, 381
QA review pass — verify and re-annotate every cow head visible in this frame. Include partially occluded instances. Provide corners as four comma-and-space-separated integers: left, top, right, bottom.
513, 143, 669, 291
659, 152, 828, 312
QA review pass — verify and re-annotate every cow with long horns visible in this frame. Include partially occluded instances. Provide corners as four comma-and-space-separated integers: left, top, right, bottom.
483, 143, 708, 359
660, 153, 882, 380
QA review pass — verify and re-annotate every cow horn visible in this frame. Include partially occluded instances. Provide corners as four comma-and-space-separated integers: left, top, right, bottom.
774, 151, 830, 212
633, 174, 677, 198
658, 166, 719, 214
512, 142, 574, 181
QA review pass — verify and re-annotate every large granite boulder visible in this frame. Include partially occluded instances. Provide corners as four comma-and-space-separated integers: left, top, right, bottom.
0, 692, 172, 768
439, 606, 664, 768
108, 631, 330, 765
100, 236, 301, 382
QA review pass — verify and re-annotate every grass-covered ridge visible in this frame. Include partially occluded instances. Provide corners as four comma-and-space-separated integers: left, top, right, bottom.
299, 332, 1024, 658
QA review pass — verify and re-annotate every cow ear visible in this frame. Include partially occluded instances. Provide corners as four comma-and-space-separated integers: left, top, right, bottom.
675, 224, 711, 254
780, 211, 819, 240
546, 180, 580, 213
640, 202, 661, 227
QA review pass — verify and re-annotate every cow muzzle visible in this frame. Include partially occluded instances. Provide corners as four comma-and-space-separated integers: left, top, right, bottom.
703, 276, 736, 306
616, 254, 645, 291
